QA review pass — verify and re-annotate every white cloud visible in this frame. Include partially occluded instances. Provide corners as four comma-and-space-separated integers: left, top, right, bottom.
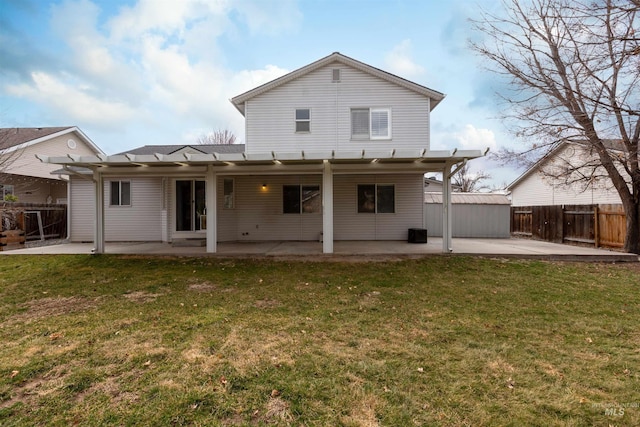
50, 0, 146, 104
384, 39, 425, 78
3, 0, 297, 143
233, 0, 302, 35
6, 72, 138, 127
451, 124, 497, 151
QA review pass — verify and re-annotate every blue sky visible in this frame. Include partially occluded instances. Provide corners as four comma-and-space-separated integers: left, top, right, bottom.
0, 0, 517, 187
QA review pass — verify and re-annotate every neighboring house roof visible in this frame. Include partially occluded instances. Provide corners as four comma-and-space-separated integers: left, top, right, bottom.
117, 144, 246, 156
0, 126, 104, 155
231, 52, 446, 115
506, 140, 624, 191
424, 176, 462, 191
424, 192, 511, 205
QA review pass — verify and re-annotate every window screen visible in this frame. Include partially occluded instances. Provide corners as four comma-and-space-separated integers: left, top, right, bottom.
351, 109, 370, 138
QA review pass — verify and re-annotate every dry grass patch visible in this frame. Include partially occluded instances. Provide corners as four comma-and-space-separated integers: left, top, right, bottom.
342, 393, 381, 427
187, 281, 218, 292
263, 396, 293, 424
219, 327, 296, 373
122, 291, 164, 304
254, 298, 280, 309
9, 296, 101, 325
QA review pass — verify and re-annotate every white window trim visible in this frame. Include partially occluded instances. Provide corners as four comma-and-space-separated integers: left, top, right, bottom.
110, 180, 131, 207
351, 107, 392, 140
295, 108, 311, 133
370, 108, 392, 140
357, 183, 396, 214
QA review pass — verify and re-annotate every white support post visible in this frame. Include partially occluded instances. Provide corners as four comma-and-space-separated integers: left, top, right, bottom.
206, 165, 217, 253
93, 170, 105, 254
442, 163, 453, 253
322, 160, 334, 254
66, 177, 71, 239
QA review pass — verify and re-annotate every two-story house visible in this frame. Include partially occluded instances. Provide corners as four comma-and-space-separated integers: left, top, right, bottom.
41, 53, 483, 253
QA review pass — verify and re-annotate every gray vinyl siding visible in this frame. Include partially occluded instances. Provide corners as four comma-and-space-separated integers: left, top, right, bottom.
71, 177, 163, 242
424, 204, 511, 238
334, 174, 424, 240
245, 62, 430, 154
233, 175, 323, 241
69, 177, 95, 242
217, 177, 238, 242
104, 177, 163, 241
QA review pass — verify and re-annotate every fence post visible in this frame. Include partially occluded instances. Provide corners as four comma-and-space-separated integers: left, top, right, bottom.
594, 205, 599, 248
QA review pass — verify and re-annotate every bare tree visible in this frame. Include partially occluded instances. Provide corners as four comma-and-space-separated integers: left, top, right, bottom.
0, 129, 20, 173
196, 129, 237, 145
471, 0, 640, 253
452, 162, 492, 192
0, 128, 23, 202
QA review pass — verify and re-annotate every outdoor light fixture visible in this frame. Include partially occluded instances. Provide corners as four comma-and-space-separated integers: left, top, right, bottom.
262, 183, 267, 190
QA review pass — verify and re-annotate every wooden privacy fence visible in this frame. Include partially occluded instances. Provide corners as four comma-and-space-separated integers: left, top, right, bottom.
0, 203, 67, 250
511, 204, 626, 249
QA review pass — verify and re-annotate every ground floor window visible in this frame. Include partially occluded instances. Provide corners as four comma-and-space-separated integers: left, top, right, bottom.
223, 178, 234, 209
0, 184, 14, 200
110, 181, 131, 206
283, 185, 321, 214
357, 184, 395, 213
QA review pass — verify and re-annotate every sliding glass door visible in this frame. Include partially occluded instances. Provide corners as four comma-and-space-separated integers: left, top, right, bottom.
175, 180, 206, 231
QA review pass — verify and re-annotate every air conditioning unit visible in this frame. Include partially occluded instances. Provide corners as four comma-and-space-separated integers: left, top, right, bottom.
408, 228, 427, 244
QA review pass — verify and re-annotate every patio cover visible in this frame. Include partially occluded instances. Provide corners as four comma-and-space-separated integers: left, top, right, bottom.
38, 148, 486, 254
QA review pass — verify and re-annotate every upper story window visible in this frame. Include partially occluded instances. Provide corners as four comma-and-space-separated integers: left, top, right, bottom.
351, 108, 392, 140
110, 181, 131, 206
295, 108, 310, 133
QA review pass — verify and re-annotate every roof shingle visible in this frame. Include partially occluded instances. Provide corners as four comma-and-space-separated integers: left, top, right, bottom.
0, 127, 74, 150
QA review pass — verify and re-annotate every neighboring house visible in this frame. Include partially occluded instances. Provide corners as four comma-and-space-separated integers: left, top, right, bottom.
0, 127, 103, 204
423, 176, 461, 193
41, 52, 484, 253
508, 141, 625, 206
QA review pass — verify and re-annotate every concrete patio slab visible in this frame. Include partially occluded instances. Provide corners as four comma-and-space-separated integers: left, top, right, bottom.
1, 238, 636, 262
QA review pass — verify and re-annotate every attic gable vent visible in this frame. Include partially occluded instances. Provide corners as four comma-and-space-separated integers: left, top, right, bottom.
332, 68, 341, 82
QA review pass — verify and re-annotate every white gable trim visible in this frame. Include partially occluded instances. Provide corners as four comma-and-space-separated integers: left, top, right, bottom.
231, 52, 445, 115
0, 127, 105, 156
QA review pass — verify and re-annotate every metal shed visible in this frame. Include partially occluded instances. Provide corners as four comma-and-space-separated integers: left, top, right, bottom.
424, 192, 511, 238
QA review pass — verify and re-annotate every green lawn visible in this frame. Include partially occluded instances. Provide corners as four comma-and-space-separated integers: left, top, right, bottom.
0, 255, 638, 426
